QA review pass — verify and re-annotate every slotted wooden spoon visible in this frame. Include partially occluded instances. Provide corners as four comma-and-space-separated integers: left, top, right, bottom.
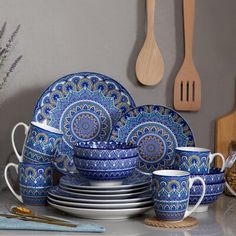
173, 0, 201, 111
136, 0, 164, 86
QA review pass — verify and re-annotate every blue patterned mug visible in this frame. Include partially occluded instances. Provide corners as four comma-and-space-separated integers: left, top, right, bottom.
174, 147, 225, 174
4, 162, 53, 205
152, 170, 206, 221
11, 122, 63, 163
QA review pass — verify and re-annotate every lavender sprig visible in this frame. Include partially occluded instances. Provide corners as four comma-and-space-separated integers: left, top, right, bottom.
0, 21, 6, 41
0, 55, 22, 90
0, 24, 21, 67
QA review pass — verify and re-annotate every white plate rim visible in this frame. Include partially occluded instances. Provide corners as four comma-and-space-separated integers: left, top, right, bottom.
48, 199, 152, 219
60, 175, 151, 190
48, 195, 153, 209
59, 183, 149, 194
59, 185, 150, 199
48, 189, 152, 203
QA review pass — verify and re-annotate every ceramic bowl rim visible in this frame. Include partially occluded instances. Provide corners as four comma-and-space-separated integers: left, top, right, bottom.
74, 141, 138, 151
153, 169, 190, 177
175, 146, 210, 152
73, 154, 139, 161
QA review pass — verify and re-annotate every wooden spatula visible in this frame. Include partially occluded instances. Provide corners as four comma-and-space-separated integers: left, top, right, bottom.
136, 0, 164, 86
173, 0, 201, 111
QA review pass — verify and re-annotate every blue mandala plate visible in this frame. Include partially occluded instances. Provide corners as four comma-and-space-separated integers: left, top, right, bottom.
110, 105, 195, 173
32, 72, 136, 174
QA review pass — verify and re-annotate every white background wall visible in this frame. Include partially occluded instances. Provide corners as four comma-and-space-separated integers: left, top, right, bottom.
0, 0, 236, 165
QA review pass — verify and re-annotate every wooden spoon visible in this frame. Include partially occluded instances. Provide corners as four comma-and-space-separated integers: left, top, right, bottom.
173, 0, 201, 111
136, 0, 164, 86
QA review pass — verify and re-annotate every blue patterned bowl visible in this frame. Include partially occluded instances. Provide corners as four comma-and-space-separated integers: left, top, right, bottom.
73, 141, 138, 160
191, 168, 225, 185
189, 181, 225, 205
73, 155, 137, 181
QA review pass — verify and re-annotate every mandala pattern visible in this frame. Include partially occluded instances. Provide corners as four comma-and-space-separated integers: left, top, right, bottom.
110, 105, 195, 173
52, 90, 116, 147
33, 72, 135, 145
32, 72, 136, 164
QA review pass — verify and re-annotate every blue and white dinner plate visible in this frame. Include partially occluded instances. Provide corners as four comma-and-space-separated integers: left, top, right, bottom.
58, 185, 151, 199
59, 170, 151, 190
110, 105, 195, 173
59, 183, 149, 194
32, 72, 136, 174
48, 199, 152, 219
47, 195, 152, 209
48, 186, 152, 204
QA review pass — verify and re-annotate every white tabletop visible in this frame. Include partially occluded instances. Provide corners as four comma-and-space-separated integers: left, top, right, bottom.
0, 189, 234, 236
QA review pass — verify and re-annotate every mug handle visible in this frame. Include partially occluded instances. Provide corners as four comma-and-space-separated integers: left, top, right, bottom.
4, 163, 23, 203
11, 122, 29, 162
184, 176, 206, 219
209, 153, 226, 172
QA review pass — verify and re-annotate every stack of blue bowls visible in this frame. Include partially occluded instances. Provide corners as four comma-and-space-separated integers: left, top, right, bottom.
73, 141, 138, 183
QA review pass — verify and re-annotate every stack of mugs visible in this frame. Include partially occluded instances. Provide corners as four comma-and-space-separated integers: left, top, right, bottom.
152, 147, 226, 221
4, 122, 63, 205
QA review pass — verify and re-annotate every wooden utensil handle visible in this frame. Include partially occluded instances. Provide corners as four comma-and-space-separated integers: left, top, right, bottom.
183, 0, 195, 60
146, 0, 155, 37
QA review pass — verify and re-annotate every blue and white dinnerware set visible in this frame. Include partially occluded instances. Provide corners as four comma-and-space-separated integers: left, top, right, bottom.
4, 72, 232, 220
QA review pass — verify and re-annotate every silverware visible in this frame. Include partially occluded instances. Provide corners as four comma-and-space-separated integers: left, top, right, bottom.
0, 213, 77, 227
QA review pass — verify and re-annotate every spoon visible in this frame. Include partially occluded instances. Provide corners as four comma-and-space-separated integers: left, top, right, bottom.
10, 206, 77, 227
0, 213, 77, 227
136, 0, 164, 86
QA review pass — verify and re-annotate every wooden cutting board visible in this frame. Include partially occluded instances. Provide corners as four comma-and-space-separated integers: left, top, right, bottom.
215, 108, 236, 167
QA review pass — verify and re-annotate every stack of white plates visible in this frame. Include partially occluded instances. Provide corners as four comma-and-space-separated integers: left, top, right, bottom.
48, 172, 152, 219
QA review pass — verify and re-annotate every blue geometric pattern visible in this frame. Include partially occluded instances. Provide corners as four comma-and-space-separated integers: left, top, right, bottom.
190, 182, 225, 196
73, 155, 137, 181
74, 156, 137, 170
78, 169, 135, 180
23, 123, 62, 163
110, 105, 195, 173
53, 140, 77, 175
189, 194, 222, 205
154, 200, 188, 221
32, 72, 136, 151
175, 149, 211, 174
152, 173, 190, 221
153, 210, 187, 221
191, 168, 225, 185
74, 141, 138, 160
19, 162, 53, 205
